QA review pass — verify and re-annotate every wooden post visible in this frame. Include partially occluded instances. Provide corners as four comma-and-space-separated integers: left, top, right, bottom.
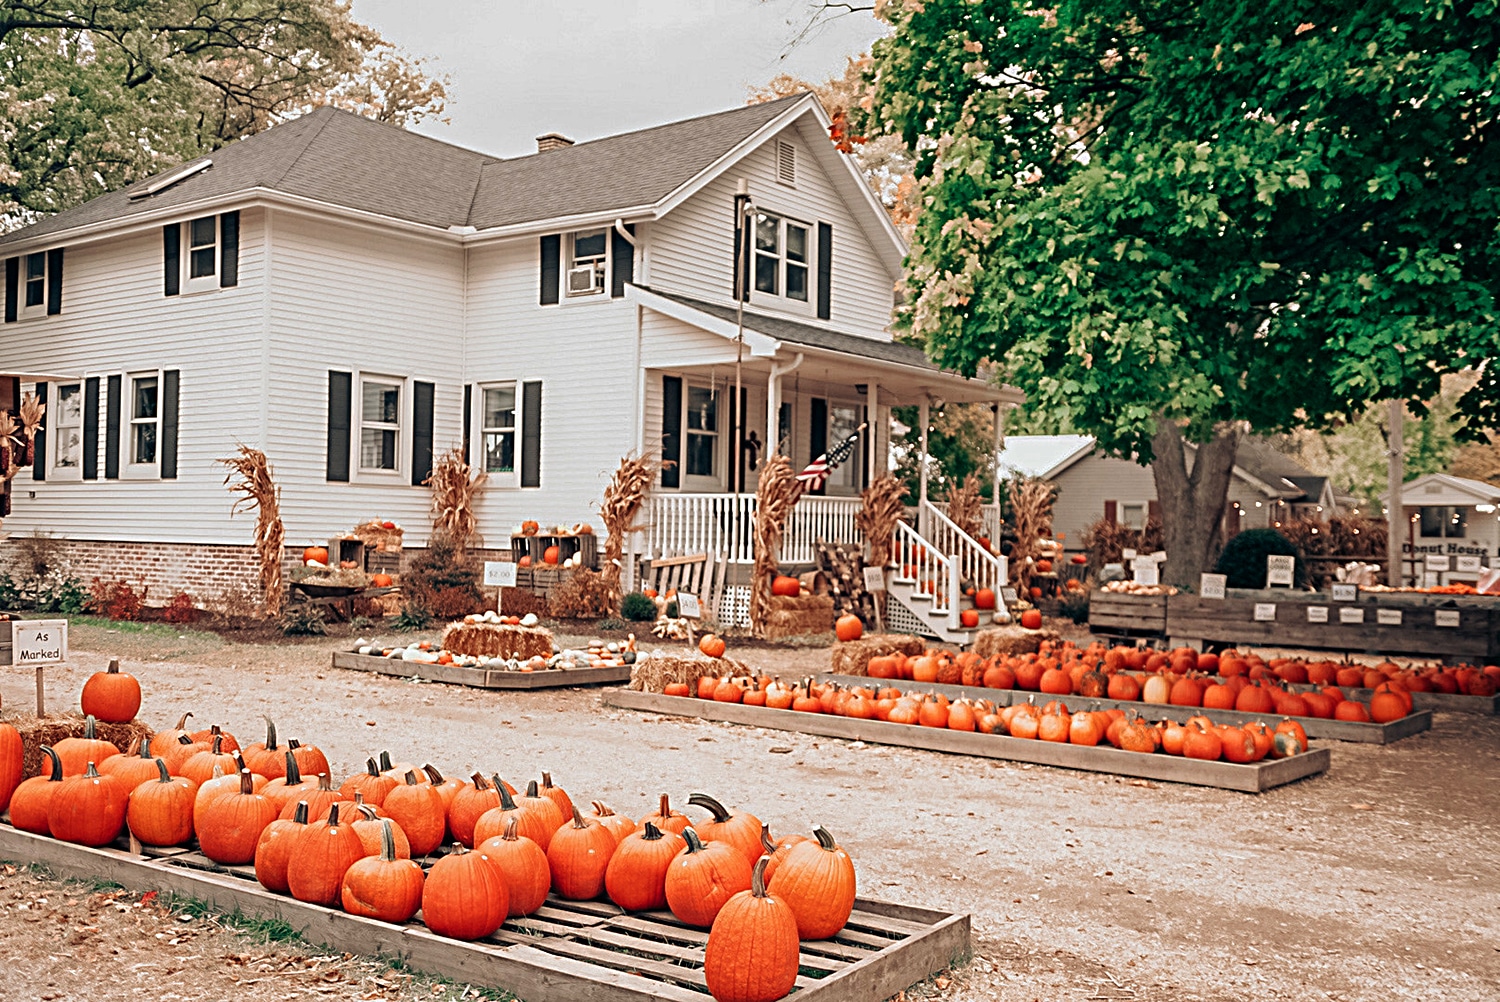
1387, 398, 1404, 587
35, 666, 44, 716
917, 396, 931, 537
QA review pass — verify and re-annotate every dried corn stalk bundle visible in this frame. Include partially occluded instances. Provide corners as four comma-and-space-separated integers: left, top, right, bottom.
749, 453, 800, 637
598, 453, 660, 611
219, 446, 286, 617
945, 472, 985, 540
440, 621, 554, 660
426, 448, 486, 554
856, 474, 907, 568
1007, 475, 1056, 593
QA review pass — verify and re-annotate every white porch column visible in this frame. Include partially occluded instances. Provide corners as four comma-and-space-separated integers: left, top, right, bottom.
767, 370, 778, 460
865, 383, 879, 481
992, 402, 1005, 508
918, 395, 931, 537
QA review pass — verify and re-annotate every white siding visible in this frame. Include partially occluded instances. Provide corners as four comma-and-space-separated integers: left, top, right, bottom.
648, 122, 898, 337
266, 210, 466, 547
8, 210, 267, 543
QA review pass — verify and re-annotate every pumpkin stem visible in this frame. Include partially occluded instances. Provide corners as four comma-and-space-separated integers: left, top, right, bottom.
84, 760, 100, 778
354, 792, 366, 805
423, 763, 444, 785
40, 745, 62, 781
359, 804, 379, 820
570, 806, 589, 829
379, 750, 394, 772
317, 773, 332, 791
283, 751, 302, 785
107, 659, 120, 674
471, 772, 491, 791
83, 715, 97, 739
656, 793, 672, 818
136, 737, 153, 759
502, 817, 520, 841
525, 779, 541, 798
681, 828, 706, 853
404, 769, 420, 786
177, 734, 194, 746
760, 823, 776, 855
238, 769, 253, 796
210, 734, 223, 755
541, 770, 558, 790
172, 712, 192, 731
687, 792, 732, 823
750, 854, 770, 897
262, 717, 278, 751
292, 801, 309, 824
378, 819, 397, 862
590, 800, 614, 817
155, 758, 172, 783
287, 738, 301, 750
812, 824, 837, 851
641, 821, 663, 841
328, 802, 343, 826
496, 778, 519, 811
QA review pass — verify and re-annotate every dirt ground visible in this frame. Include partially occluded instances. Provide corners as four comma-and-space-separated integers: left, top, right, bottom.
2, 618, 1497, 1002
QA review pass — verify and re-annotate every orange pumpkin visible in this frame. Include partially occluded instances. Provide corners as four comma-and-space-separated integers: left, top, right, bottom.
1020, 609, 1042, 630
302, 546, 329, 565
834, 614, 863, 642
543, 545, 561, 565
699, 634, 727, 658
518, 555, 533, 568
771, 575, 801, 597
960, 609, 980, 628
370, 573, 394, 588
973, 588, 996, 610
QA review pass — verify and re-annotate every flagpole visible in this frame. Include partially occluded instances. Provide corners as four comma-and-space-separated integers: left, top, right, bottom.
734, 181, 754, 562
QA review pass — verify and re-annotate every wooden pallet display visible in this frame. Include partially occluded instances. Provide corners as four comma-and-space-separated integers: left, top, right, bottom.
0, 822, 969, 1002
811, 673, 1432, 745
1270, 680, 1500, 717
331, 651, 632, 689
603, 690, 1329, 793
1088, 592, 1168, 638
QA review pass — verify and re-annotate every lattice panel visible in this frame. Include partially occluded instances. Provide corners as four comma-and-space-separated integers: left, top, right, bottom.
885, 595, 932, 637
716, 586, 751, 629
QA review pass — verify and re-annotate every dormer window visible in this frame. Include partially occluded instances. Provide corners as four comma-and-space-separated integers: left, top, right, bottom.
566, 229, 608, 297
754, 213, 810, 303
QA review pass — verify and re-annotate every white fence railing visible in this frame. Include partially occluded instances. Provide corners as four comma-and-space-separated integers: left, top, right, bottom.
644, 493, 863, 565
892, 519, 959, 628
920, 500, 1005, 600
928, 501, 1001, 545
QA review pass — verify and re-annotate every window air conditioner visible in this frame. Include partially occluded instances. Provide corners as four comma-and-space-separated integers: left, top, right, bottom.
567, 265, 602, 294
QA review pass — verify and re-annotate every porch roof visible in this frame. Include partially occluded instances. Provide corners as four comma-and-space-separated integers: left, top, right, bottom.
631, 286, 1022, 405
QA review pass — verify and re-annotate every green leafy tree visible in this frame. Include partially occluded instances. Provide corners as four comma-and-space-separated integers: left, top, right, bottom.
891, 401, 997, 502
869, 0, 1500, 586
1, 1, 447, 224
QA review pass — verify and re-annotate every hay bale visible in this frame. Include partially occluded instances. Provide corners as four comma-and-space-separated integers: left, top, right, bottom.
760, 592, 834, 640
440, 621, 554, 660
628, 652, 751, 692
6, 713, 154, 779
972, 625, 1061, 659
829, 634, 924, 676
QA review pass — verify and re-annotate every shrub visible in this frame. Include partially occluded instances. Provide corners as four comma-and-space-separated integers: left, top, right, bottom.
163, 592, 199, 624
1213, 529, 1306, 589
39, 575, 88, 614
1058, 590, 1090, 624
88, 578, 147, 620
402, 534, 483, 620
595, 616, 627, 631
393, 605, 432, 631
620, 591, 658, 621
0, 573, 21, 610
280, 604, 328, 635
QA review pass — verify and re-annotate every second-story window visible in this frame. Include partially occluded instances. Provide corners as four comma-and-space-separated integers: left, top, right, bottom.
754, 213, 810, 303
23, 252, 46, 313
566, 229, 608, 297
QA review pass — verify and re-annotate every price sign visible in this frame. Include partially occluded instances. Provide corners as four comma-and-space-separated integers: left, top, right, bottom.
1266, 554, 1295, 587
676, 593, 702, 619
1253, 603, 1277, 622
1338, 607, 1365, 625
1306, 605, 1329, 623
1149, 551, 1167, 563
1133, 563, 1159, 586
862, 566, 887, 592
1456, 556, 1484, 573
1001, 587, 1018, 604
1331, 583, 1358, 602
1199, 573, 1227, 600
1377, 609, 1403, 626
1423, 571, 1440, 588
1435, 609, 1460, 628
1425, 554, 1451, 572
1122, 548, 1138, 562
483, 561, 518, 588
12, 620, 67, 666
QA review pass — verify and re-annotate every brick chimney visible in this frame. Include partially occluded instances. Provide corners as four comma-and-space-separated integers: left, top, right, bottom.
536, 133, 575, 153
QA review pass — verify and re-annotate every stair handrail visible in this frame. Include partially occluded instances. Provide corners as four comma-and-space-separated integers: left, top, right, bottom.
920, 499, 1004, 600
892, 519, 954, 620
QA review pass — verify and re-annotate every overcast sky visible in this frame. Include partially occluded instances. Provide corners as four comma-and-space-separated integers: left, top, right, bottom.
350, 0, 887, 157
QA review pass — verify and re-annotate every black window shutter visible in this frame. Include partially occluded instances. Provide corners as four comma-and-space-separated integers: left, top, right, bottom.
816, 222, 832, 320
411, 381, 435, 486
31, 382, 46, 480
160, 370, 179, 479
45, 248, 63, 315
163, 224, 181, 296
219, 211, 239, 288
82, 377, 99, 479
1104, 500, 1117, 525
660, 375, 682, 488
104, 375, 121, 479
809, 397, 828, 496
520, 380, 542, 488
1148, 500, 1162, 524
539, 235, 560, 305
4, 257, 16, 322
326, 371, 352, 482
610, 224, 635, 298
462, 384, 472, 466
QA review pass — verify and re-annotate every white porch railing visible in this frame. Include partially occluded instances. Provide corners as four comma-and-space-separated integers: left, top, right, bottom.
892, 519, 960, 628
928, 501, 1002, 545
920, 499, 1005, 600
644, 493, 864, 565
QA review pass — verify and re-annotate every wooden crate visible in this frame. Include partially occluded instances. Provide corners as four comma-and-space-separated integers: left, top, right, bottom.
0, 823, 969, 1002
812, 672, 1431, 745
332, 651, 631, 689
1165, 593, 1498, 660
1088, 592, 1168, 636
604, 691, 1329, 793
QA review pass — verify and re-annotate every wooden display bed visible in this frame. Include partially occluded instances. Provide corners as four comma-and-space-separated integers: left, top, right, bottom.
331, 651, 632, 689
1088, 592, 1168, 638
604, 691, 1329, 794
0, 822, 969, 1002
1282, 683, 1499, 716
812, 673, 1431, 745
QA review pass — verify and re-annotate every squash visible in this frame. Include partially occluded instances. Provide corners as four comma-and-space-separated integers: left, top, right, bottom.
770, 575, 801, 597
302, 546, 329, 565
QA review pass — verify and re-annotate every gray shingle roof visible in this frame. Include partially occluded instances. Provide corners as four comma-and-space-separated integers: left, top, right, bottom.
0, 96, 806, 247
648, 290, 937, 370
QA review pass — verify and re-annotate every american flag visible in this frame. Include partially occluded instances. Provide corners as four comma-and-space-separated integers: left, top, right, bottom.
796, 425, 865, 493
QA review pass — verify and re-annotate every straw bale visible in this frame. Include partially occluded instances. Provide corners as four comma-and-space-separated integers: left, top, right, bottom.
440, 621, 554, 660
829, 634, 924, 676
628, 652, 751, 692
7, 714, 154, 779
972, 625, 1060, 659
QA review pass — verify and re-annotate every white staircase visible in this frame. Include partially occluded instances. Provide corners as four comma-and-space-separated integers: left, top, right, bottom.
884, 502, 1006, 644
